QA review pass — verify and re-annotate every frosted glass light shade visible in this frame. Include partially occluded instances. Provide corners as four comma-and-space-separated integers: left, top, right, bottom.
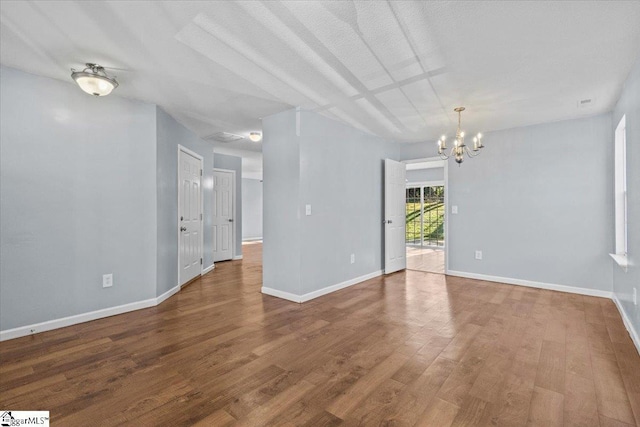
71, 64, 118, 97
73, 75, 116, 96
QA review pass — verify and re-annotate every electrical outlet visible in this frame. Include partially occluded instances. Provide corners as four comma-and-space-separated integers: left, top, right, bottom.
634, 288, 637, 306
475, 250, 483, 260
305, 204, 312, 216
452, 205, 458, 214
103, 273, 113, 288
350, 254, 355, 264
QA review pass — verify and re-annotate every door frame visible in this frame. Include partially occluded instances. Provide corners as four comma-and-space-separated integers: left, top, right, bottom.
402, 157, 449, 274
177, 145, 204, 286
213, 167, 236, 262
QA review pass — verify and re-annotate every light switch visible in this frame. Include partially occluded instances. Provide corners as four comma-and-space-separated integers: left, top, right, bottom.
452, 205, 458, 214
305, 204, 312, 216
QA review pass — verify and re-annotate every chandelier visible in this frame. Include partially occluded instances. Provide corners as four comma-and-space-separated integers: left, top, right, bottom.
437, 107, 484, 164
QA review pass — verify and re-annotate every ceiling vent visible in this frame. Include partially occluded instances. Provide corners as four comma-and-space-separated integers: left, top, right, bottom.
207, 132, 244, 143
577, 98, 594, 108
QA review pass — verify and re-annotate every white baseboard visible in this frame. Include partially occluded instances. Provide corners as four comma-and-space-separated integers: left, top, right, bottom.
4, 266, 631, 349
157, 284, 181, 305
261, 287, 302, 303
261, 270, 383, 304
242, 237, 263, 242
300, 270, 384, 302
612, 295, 640, 356
1, 278, 200, 342
233, 255, 243, 260
446, 270, 613, 299
0, 297, 157, 342
202, 264, 215, 275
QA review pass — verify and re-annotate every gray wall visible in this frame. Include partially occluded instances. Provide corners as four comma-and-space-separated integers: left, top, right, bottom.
612, 57, 640, 336
406, 167, 444, 184
242, 178, 263, 240
262, 109, 302, 295
214, 153, 243, 258
298, 112, 393, 294
263, 108, 395, 296
395, 139, 439, 162
0, 66, 158, 330
156, 107, 214, 295
404, 114, 614, 292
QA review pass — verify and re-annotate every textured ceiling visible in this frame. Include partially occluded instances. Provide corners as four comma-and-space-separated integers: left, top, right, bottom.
2, 0, 640, 156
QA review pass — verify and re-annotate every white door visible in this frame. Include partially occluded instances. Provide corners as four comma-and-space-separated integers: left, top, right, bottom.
213, 169, 234, 262
385, 159, 406, 274
179, 149, 202, 285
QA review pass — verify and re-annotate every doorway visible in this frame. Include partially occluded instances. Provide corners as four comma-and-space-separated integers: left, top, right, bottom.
404, 158, 447, 274
212, 168, 235, 262
405, 184, 445, 274
178, 146, 203, 286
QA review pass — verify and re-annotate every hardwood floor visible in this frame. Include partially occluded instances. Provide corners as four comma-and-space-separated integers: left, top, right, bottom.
406, 247, 445, 274
1, 243, 639, 426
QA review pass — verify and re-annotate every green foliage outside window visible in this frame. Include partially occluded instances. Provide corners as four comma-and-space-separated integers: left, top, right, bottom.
406, 186, 444, 246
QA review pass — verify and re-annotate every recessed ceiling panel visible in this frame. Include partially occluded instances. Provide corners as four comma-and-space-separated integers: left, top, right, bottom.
281, 1, 395, 91
375, 88, 425, 133
352, 1, 424, 83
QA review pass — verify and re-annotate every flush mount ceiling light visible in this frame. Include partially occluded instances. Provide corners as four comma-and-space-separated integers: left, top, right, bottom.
437, 107, 485, 164
70, 63, 118, 96
249, 132, 262, 142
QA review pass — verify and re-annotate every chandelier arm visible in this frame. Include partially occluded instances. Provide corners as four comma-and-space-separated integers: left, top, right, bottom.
464, 146, 481, 158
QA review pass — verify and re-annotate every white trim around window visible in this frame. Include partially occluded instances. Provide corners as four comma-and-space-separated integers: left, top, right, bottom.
611, 114, 628, 271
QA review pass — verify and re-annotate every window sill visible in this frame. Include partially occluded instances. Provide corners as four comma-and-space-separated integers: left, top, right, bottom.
609, 253, 629, 271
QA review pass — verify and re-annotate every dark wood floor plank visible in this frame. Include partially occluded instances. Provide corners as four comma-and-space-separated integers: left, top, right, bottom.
527, 386, 564, 427
534, 340, 565, 394
378, 356, 458, 426
564, 372, 600, 427
591, 354, 636, 425
325, 351, 410, 419
416, 397, 459, 427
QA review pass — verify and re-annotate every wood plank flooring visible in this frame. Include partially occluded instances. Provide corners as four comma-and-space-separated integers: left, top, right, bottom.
406, 247, 445, 274
1, 243, 639, 426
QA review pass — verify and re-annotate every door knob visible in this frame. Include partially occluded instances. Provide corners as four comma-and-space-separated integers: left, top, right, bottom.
387, 220, 393, 224
228, 219, 234, 222
180, 226, 187, 232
